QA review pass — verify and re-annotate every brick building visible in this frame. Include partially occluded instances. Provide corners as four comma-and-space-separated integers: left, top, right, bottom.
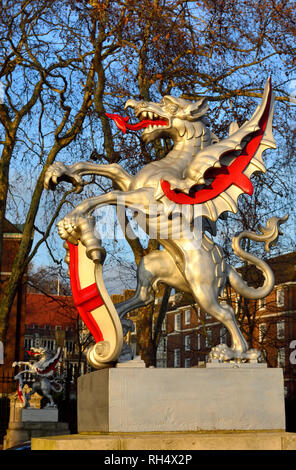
24, 293, 92, 382
23, 290, 140, 378
0, 219, 27, 375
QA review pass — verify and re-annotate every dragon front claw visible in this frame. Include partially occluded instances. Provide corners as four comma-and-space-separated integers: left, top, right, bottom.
44, 161, 83, 193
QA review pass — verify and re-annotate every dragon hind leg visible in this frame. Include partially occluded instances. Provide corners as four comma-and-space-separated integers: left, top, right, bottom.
186, 277, 250, 361
116, 249, 189, 318
41, 379, 56, 408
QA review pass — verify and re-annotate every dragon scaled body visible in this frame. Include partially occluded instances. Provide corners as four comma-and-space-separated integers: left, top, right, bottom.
44, 78, 288, 366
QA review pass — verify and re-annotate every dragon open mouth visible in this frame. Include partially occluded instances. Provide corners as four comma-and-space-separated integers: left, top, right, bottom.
106, 112, 168, 134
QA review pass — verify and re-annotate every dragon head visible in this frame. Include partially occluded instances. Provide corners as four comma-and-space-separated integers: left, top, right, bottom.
108, 95, 209, 144
27, 347, 45, 357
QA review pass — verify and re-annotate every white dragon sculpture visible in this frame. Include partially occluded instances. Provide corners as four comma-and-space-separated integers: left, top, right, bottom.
13, 347, 63, 407
44, 78, 287, 366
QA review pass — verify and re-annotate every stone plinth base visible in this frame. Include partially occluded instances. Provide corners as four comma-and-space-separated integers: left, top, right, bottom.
77, 367, 285, 433
31, 431, 296, 451
22, 407, 58, 422
4, 422, 69, 450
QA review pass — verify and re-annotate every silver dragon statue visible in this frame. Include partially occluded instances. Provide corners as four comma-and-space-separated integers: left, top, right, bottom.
13, 347, 64, 408
44, 78, 288, 367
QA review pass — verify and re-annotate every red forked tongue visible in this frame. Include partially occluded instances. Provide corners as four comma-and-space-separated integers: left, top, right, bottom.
106, 113, 167, 134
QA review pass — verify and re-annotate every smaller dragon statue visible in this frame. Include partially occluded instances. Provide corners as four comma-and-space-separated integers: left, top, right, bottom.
13, 347, 64, 408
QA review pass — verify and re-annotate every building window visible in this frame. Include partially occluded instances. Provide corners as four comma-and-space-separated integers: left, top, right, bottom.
159, 337, 166, 351
34, 334, 40, 348
65, 340, 74, 353
24, 337, 33, 350
258, 298, 266, 310
277, 320, 285, 340
185, 358, 190, 368
161, 317, 166, 332
205, 312, 211, 320
197, 334, 201, 350
42, 339, 56, 351
174, 313, 181, 331
174, 349, 181, 367
277, 289, 285, 307
259, 323, 267, 342
185, 335, 190, 351
185, 309, 191, 325
205, 329, 212, 348
277, 348, 285, 368
219, 327, 227, 344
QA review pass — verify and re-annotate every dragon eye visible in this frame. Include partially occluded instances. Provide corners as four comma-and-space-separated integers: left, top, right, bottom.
167, 103, 178, 115
160, 97, 179, 114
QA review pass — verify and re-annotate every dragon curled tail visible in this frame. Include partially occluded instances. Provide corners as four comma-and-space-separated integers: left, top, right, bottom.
228, 214, 289, 299
50, 380, 64, 393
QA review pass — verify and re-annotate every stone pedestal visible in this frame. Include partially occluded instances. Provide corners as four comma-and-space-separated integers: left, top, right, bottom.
22, 408, 58, 422
4, 422, 70, 449
3, 391, 69, 449
77, 367, 285, 433
31, 431, 296, 451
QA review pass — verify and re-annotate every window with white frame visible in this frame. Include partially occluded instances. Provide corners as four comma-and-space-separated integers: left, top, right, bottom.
174, 313, 181, 331
185, 335, 190, 351
34, 333, 40, 348
277, 348, 285, 368
277, 320, 285, 339
205, 328, 212, 347
185, 309, 191, 325
24, 337, 33, 350
258, 297, 266, 310
219, 327, 227, 344
160, 337, 167, 351
185, 358, 191, 368
65, 340, 74, 353
277, 288, 285, 307
42, 339, 56, 350
174, 349, 181, 367
258, 323, 267, 342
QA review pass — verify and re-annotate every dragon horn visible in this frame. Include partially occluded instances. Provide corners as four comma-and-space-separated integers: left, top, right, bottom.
124, 99, 138, 110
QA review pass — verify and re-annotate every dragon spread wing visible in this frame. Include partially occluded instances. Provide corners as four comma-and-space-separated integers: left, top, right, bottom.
160, 78, 276, 222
